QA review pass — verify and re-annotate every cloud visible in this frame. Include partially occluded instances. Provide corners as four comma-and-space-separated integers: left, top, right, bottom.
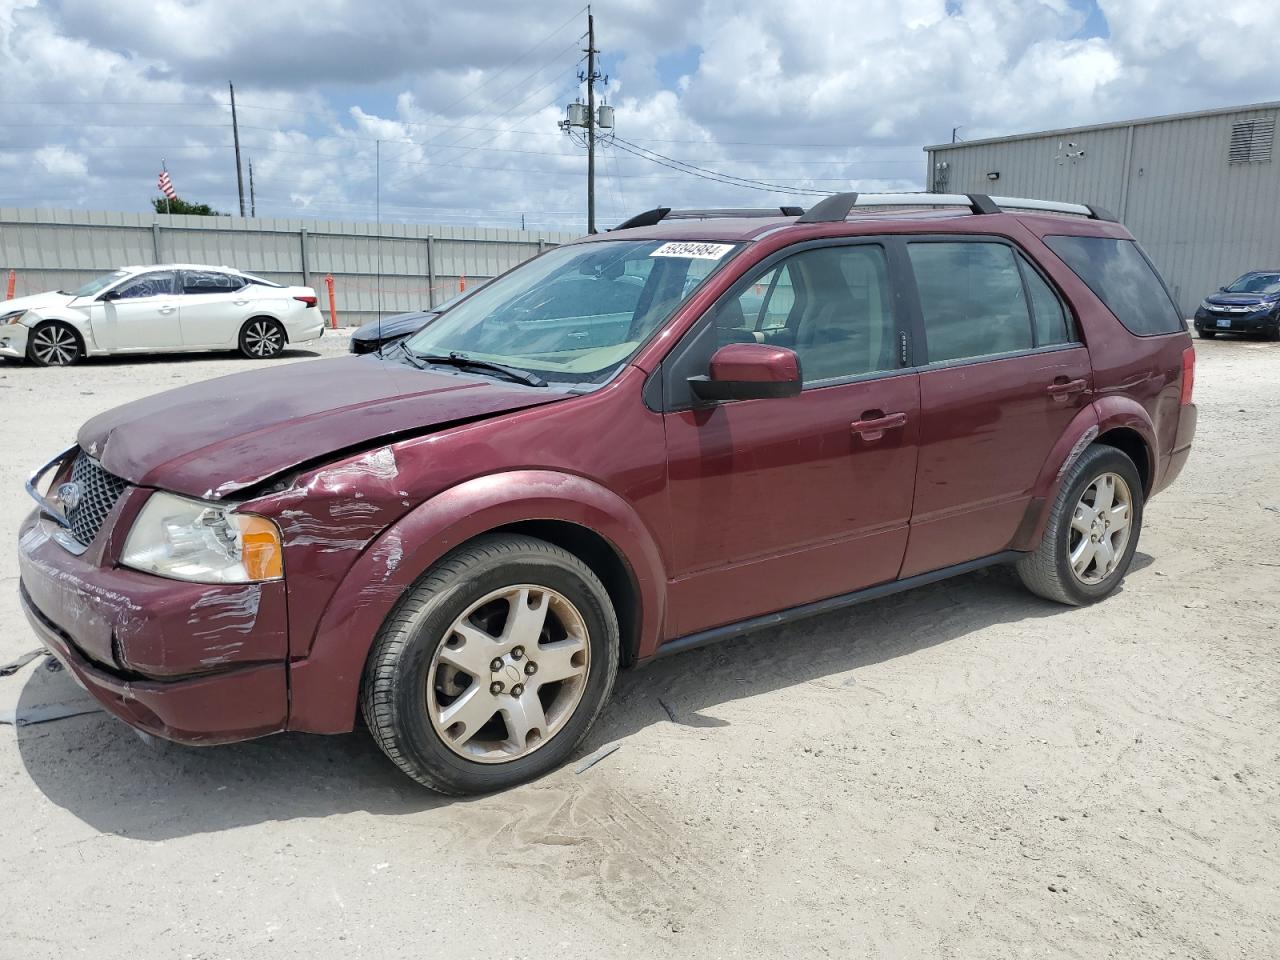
0, 0, 1277, 229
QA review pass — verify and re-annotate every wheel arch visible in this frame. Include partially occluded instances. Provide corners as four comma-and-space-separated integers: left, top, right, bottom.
241, 313, 289, 343
26, 309, 92, 353
286, 470, 667, 735
1017, 397, 1157, 551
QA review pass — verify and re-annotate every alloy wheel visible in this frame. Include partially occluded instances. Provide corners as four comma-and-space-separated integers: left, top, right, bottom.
244, 320, 283, 357
1068, 471, 1133, 584
427, 585, 591, 763
30, 325, 79, 365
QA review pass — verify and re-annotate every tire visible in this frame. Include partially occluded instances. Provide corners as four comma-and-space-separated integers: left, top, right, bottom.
361, 534, 620, 794
1197, 329, 1217, 339
238, 317, 286, 358
26, 321, 83, 366
1016, 445, 1144, 606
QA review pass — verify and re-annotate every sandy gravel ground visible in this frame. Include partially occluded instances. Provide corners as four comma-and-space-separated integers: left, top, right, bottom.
0, 333, 1276, 960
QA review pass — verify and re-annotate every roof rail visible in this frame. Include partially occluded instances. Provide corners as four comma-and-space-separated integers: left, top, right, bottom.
795, 191, 1114, 223
611, 206, 804, 230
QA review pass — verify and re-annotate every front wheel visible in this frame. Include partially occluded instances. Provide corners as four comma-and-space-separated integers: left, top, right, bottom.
1016, 445, 1144, 606
238, 317, 286, 358
27, 322, 83, 366
361, 534, 619, 794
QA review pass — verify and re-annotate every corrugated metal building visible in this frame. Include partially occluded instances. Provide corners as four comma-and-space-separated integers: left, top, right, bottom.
923, 101, 1280, 314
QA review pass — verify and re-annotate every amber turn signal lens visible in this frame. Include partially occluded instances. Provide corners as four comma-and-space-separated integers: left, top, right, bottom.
239, 515, 284, 580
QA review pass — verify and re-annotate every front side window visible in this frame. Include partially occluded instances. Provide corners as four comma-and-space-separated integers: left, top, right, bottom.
909, 242, 1033, 363
114, 271, 177, 299
181, 271, 245, 295
1042, 235, 1182, 336
712, 244, 896, 384
405, 239, 740, 384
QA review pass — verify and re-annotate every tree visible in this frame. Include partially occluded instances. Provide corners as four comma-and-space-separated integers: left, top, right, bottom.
151, 197, 227, 216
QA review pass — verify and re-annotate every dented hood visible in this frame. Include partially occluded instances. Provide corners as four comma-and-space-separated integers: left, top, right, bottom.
79, 354, 566, 499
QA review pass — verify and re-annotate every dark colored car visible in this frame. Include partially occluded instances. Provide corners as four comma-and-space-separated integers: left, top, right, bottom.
348, 287, 484, 354
19, 193, 1196, 794
1192, 271, 1280, 340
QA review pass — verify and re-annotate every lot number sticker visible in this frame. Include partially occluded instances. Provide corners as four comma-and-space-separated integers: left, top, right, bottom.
650, 241, 735, 260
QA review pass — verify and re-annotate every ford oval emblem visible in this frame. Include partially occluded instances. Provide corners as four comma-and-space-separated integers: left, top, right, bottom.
57, 481, 82, 512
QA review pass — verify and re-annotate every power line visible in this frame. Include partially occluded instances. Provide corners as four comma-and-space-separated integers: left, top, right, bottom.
609, 137, 831, 196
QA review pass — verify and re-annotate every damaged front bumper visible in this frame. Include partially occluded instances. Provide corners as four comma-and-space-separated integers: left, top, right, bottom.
16, 509, 289, 744
0, 321, 29, 359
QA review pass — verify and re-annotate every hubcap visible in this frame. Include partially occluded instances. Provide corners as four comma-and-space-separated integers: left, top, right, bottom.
1068, 471, 1133, 585
427, 585, 590, 764
32, 326, 78, 365
245, 321, 282, 356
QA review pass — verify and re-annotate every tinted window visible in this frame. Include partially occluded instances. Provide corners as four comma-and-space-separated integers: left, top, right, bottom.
1042, 236, 1182, 336
181, 270, 245, 295
908, 242, 1033, 363
714, 244, 896, 384
1019, 256, 1073, 346
114, 271, 176, 299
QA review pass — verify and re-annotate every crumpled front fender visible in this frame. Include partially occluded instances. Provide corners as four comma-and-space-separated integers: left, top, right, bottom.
286, 469, 668, 734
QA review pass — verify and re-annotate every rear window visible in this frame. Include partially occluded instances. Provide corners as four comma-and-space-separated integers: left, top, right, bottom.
1042, 236, 1183, 336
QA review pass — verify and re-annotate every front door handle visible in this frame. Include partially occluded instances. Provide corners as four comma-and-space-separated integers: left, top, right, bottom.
1046, 377, 1088, 401
157, 305, 176, 315
851, 411, 908, 442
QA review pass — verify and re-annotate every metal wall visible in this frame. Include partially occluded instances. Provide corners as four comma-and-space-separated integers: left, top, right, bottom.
925, 102, 1280, 314
0, 208, 578, 326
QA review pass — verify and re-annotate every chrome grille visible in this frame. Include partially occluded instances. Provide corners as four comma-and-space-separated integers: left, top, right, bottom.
65, 451, 128, 547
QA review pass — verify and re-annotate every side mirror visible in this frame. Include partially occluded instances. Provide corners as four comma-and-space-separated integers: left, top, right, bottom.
688, 342, 802, 402
101, 289, 121, 301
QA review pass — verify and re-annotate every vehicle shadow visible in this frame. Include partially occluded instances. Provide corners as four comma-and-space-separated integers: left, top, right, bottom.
14, 559, 1110, 840
79, 348, 323, 366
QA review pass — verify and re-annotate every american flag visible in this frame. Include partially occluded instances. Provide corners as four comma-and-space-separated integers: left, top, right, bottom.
157, 169, 177, 200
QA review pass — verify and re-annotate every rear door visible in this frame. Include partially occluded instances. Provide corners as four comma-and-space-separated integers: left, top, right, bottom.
90, 270, 183, 350
177, 270, 252, 346
661, 239, 921, 637
899, 237, 1092, 576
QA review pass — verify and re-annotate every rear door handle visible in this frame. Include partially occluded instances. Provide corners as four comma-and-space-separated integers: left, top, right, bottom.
851, 411, 908, 442
1046, 377, 1089, 400
234, 299, 250, 306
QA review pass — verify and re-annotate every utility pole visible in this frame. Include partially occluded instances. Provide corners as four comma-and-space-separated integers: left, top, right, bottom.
585, 7, 597, 234
230, 81, 246, 216
248, 157, 256, 217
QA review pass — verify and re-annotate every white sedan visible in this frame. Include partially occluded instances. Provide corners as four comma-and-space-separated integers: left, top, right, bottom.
0, 263, 324, 366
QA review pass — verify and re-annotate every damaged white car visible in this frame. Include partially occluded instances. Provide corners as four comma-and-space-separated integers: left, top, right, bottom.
0, 264, 324, 366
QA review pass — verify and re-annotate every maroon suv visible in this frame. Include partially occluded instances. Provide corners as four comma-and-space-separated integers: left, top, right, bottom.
18, 193, 1197, 793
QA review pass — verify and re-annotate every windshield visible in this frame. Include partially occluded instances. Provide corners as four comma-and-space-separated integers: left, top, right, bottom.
1225, 273, 1280, 295
71, 270, 130, 298
403, 239, 739, 384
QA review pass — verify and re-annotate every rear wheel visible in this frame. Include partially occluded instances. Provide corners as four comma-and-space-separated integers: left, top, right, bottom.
26, 322, 83, 366
1016, 445, 1144, 606
361, 534, 619, 794
1197, 329, 1217, 339
238, 317, 286, 358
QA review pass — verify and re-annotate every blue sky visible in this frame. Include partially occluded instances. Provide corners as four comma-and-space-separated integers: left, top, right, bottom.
1, 0, 1275, 230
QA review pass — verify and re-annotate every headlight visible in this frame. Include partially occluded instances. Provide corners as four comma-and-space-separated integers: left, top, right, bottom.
1199, 300, 1216, 311
1, 309, 26, 325
121, 491, 283, 583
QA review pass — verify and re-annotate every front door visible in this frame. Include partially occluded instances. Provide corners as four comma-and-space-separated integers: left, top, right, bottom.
90, 270, 182, 350
661, 240, 921, 638
899, 237, 1093, 576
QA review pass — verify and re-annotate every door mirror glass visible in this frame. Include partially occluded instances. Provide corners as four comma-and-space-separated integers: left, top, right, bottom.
689, 343, 802, 402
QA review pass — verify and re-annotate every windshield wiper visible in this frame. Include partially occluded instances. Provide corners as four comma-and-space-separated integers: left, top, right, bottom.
409, 349, 547, 387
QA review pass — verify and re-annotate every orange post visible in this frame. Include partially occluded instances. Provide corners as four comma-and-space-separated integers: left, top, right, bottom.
5, 269, 14, 301
459, 275, 466, 293
325, 274, 337, 329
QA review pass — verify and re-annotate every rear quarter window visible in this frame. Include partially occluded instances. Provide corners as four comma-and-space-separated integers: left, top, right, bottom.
1042, 235, 1183, 336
